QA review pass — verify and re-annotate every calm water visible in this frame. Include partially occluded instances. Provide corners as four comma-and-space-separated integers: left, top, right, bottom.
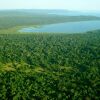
48, 11, 100, 17
20, 21, 100, 33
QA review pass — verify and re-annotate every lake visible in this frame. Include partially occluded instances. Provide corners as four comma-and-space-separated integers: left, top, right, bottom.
20, 21, 100, 33
48, 11, 100, 17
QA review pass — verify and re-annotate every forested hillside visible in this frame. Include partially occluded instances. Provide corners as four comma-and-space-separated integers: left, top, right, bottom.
0, 30, 100, 99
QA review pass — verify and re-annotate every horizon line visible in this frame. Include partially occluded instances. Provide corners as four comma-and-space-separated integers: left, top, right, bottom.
0, 8, 100, 12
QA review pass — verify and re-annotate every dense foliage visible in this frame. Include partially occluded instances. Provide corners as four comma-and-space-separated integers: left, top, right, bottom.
0, 30, 100, 100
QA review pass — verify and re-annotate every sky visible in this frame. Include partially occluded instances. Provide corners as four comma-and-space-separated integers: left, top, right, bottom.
0, 0, 100, 11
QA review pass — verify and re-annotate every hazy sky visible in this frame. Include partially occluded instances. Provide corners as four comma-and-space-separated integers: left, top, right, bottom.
0, 0, 100, 11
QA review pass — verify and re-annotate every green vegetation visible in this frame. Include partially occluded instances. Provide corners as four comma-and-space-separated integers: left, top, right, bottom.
0, 30, 100, 99
0, 10, 100, 100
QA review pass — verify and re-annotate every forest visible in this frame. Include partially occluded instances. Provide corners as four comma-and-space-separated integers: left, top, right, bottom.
0, 31, 100, 100
0, 10, 100, 100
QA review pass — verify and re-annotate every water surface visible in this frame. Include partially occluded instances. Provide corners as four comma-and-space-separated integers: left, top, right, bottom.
20, 21, 100, 33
